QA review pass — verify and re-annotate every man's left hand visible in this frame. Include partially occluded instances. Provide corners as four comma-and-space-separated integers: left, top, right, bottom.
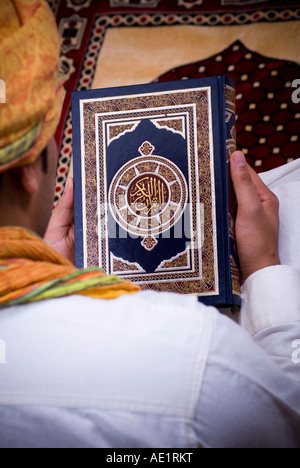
44, 177, 75, 264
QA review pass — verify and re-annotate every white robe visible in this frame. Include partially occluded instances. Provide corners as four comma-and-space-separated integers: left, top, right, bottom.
0, 160, 299, 448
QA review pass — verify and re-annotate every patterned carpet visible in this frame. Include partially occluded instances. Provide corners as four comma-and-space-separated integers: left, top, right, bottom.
47, 0, 300, 202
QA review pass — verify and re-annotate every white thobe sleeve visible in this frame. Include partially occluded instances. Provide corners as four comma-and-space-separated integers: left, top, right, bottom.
240, 265, 300, 380
239, 159, 300, 380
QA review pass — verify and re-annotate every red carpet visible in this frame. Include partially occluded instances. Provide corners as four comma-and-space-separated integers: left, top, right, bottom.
47, 0, 300, 202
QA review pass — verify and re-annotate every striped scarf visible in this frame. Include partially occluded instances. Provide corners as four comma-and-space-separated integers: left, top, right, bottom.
0, 227, 140, 308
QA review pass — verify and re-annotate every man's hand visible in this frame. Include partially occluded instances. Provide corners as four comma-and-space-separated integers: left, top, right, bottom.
44, 177, 75, 264
230, 151, 281, 284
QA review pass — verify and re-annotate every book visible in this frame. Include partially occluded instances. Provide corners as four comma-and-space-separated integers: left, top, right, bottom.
71, 76, 241, 307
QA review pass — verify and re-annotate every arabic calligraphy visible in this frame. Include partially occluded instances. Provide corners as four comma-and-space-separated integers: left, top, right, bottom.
109, 154, 188, 250
128, 174, 169, 217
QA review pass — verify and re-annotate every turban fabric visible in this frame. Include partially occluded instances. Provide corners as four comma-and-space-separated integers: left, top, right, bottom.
0, 0, 66, 173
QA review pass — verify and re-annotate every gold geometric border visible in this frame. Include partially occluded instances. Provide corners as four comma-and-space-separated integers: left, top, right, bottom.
79, 86, 219, 295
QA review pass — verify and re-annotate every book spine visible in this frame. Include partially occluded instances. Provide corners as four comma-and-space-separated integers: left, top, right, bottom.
224, 77, 241, 303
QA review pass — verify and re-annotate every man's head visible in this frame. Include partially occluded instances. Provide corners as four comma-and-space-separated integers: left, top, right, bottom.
0, 137, 58, 236
0, 0, 65, 235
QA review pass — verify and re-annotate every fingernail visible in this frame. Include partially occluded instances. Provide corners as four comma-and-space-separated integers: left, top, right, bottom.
64, 177, 72, 193
233, 151, 246, 167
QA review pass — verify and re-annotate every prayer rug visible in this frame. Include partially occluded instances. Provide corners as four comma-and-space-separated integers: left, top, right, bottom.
47, 0, 300, 203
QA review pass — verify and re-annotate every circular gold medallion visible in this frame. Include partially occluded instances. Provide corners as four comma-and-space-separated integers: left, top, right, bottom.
109, 144, 188, 251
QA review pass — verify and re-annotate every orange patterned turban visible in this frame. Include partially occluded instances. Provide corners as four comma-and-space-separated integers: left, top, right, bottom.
0, 0, 65, 173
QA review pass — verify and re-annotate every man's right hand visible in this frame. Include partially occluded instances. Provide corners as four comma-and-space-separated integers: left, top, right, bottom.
230, 151, 281, 284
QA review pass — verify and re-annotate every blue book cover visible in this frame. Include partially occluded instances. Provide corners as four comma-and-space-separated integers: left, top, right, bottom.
71, 76, 240, 307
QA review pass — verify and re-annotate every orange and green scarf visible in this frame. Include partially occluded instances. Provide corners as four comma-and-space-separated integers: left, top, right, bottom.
0, 227, 140, 308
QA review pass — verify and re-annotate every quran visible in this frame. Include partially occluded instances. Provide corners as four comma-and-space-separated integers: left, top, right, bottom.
71, 76, 240, 307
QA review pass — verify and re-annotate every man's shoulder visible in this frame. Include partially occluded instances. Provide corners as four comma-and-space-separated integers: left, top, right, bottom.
0, 292, 218, 415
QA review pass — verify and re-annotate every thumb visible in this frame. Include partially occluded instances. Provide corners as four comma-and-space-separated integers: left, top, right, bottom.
50, 177, 74, 229
230, 151, 261, 212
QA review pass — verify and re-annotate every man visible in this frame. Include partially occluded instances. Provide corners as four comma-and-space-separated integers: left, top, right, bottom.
0, 0, 299, 448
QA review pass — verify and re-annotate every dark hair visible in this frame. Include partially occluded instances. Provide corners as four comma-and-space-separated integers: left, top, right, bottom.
41, 145, 48, 174
0, 146, 48, 189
